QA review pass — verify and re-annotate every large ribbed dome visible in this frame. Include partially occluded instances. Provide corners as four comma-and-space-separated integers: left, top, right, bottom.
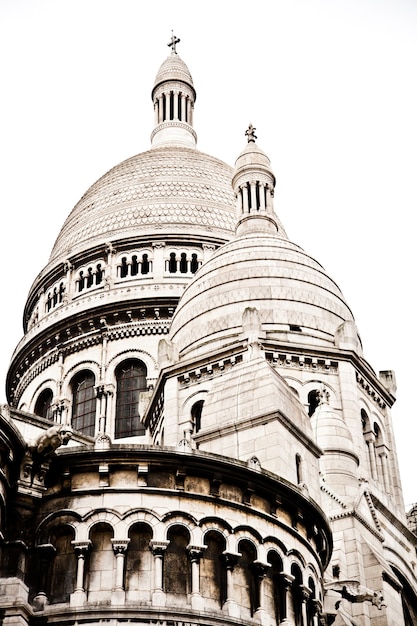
169, 231, 357, 359
49, 146, 235, 262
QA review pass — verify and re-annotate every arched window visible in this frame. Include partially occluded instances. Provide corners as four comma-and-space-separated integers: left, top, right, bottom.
180, 253, 188, 273
265, 550, 284, 623
126, 523, 153, 602
48, 526, 76, 604
120, 257, 128, 278
308, 389, 320, 417
71, 371, 96, 436
88, 523, 114, 601
164, 525, 191, 599
169, 252, 177, 273
34, 388, 54, 421
190, 253, 199, 273
191, 400, 204, 433
115, 359, 147, 438
131, 255, 139, 276
200, 530, 226, 609
290, 563, 303, 626
235, 539, 258, 617
141, 253, 150, 274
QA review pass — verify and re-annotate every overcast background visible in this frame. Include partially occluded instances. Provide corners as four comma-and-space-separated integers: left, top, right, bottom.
1, 0, 416, 507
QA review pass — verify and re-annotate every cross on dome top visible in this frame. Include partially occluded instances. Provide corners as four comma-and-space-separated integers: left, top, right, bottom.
245, 124, 257, 143
168, 32, 180, 54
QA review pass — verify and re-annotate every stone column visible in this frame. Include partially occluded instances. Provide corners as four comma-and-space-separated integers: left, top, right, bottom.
312, 598, 322, 626
181, 93, 186, 122
252, 560, 270, 626
111, 539, 130, 605
279, 573, 294, 625
242, 184, 249, 213
188, 546, 206, 610
259, 183, 266, 211
250, 181, 257, 212
150, 540, 169, 607
70, 541, 91, 606
364, 432, 378, 480
378, 448, 392, 493
222, 551, 240, 617
32, 543, 55, 611
173, 90, 179, 120
300, 585, 311, 626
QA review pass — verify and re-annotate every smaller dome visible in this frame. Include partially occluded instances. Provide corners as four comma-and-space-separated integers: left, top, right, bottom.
152, 52, 195, 98
234, 140, 274, 174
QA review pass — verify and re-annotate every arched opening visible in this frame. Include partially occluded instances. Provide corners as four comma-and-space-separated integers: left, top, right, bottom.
307, 577, 316, 626
290, 563, 303, 626
200, 530, 226, 609
115, 359, 147, 438
265, 550, 284, 624
34, 388, 54, 421
131, 255, 139, 276
141, 253, 150, 274
235, 539, 258, 618
308, 389, 320, 417
190, 253, 199, 273
164, 525, 191, 603
71, 371, 96, 436
126, 523, 153, 601
48, 526, 76, 604
180, 253, 188, 273
87, 523, 114, 600
191, 400, 204, 433
169, 252, 177, 273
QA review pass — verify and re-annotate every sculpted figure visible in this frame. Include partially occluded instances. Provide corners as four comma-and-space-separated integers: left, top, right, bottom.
32, 424, 73, 457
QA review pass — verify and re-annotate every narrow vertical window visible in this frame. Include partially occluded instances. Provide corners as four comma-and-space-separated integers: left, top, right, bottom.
115, 359, 147, 438
71, 371, 96, 436
34, 388, 54, 421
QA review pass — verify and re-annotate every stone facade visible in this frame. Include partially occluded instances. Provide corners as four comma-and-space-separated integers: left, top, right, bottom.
1, 39, 416, 626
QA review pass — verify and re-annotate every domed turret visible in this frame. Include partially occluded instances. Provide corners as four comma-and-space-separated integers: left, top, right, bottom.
169, 128, 360, 361
150, 33, 197, 149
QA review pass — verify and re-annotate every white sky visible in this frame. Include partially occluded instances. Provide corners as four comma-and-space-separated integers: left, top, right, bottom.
1, 0, 416, 506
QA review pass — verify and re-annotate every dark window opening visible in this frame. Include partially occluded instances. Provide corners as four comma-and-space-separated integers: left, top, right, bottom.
115, 359, 147, 438
192, 400, 204, 433
169, 91, 174, 120
120, 257, 128, 278
71, 371, 96, 436
141, 253, 150, 274
169, 252, 177, 273
34, 388, 54, 420
78, 271, 84, 292
191, 253, 199, 273
131, 255, 139, 276
180, 253, 187, 273
96, 264, 103, 285
308, 389, 320, 417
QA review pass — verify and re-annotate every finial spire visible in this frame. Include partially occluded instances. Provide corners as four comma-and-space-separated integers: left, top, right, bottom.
168, 31, 180, 54
245, 123, 257, 143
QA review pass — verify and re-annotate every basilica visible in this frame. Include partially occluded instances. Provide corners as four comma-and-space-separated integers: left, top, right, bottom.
1, 37, 416, 625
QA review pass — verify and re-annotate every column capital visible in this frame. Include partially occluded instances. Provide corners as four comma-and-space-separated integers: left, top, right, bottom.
111, 539, 130, 554
150, 540, 169, 556
280, 572, 295, 589
299, 584, 312, 602
252, 560, 270, 579
71, 540, 91, 554
222, 551, 240, 569
187, 545, 206, 561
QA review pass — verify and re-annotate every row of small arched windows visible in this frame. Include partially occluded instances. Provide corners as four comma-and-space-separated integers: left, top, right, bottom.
45, 251, 202, 308
32, 522, 319, 625
34, 359, 147, 439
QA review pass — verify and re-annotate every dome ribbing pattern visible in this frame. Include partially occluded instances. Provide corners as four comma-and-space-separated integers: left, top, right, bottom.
49, 147, 235, 261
